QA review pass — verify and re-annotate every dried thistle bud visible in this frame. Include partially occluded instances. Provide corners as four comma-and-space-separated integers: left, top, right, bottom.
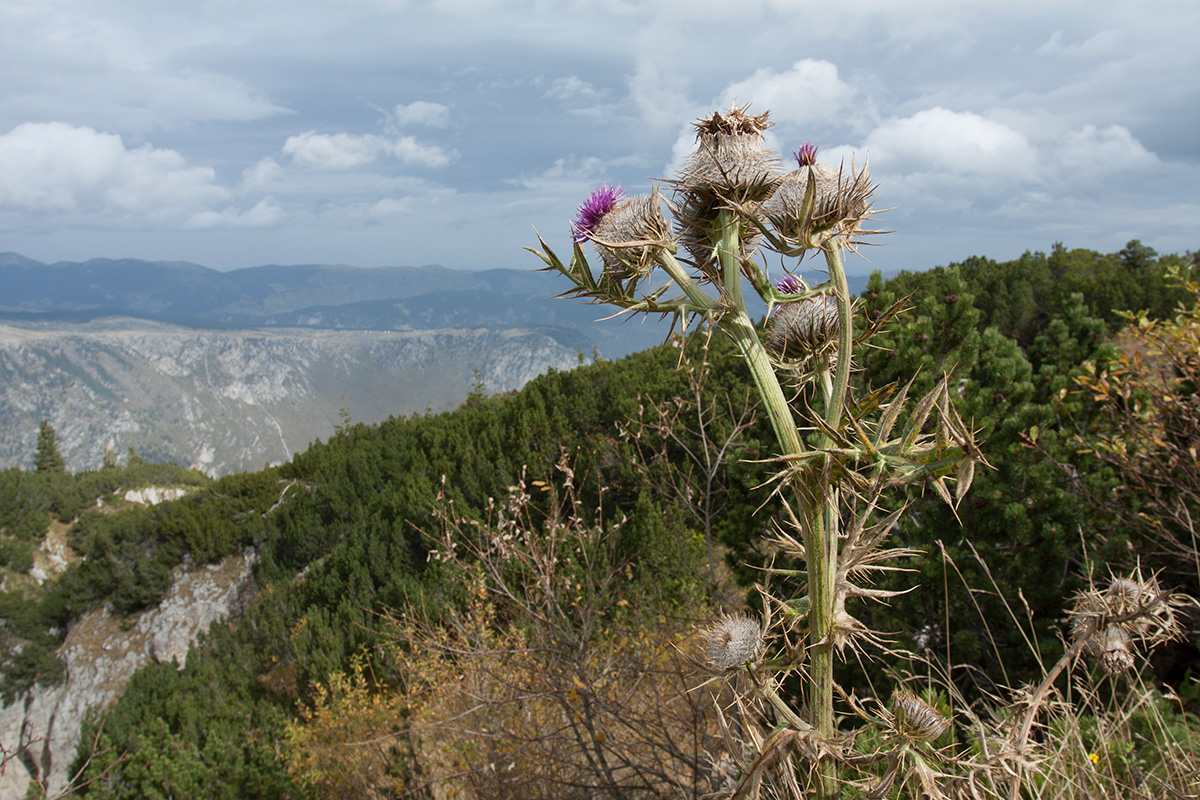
572, 185, 671, 283
675, 105, 782, 281
890, 690, 950, 743
1094, 626, 1136, 676
763, 143, 876, 251
766, 294, 840, 360
704, 614, 763, 670
1069, 570, 1185, 676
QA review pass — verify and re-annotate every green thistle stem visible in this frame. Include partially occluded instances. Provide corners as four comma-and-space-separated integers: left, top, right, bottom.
712, 211, 841, 798
713, 212, 805, 459
811, 242, 855, 798
657, 250, 719, 314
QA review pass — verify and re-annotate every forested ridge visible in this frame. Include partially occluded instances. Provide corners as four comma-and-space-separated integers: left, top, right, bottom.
1, 240, 1197, 798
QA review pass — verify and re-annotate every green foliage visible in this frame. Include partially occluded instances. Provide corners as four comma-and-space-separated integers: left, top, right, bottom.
34, 420, 66, 474
851, 242, 1187, 697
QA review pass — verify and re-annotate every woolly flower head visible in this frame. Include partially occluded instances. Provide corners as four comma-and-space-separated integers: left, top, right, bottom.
572, 185, 672, 283
767, 295, 840, 360
572, 183, 625, 244
763, 145, 876, 252
703, 614, 763, 670
674, 105, 782, 282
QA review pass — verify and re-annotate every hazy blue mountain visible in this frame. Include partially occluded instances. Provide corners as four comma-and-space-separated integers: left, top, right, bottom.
0, 253, 869, 356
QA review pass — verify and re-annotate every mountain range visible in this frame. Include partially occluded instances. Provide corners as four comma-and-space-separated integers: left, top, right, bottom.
0, 253, 869, 474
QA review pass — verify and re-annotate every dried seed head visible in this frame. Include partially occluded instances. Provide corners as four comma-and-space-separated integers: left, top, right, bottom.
675, 105, 782, 281
890, 690, 950, 743
1095, 626, 1136, 676
703, 614, 763, 670
766, 295, 840, 360
1069, 570, 1186, 675
763, 147, 876, 251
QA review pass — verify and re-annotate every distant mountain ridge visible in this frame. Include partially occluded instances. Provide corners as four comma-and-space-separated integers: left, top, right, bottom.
0, 253, 668, 354
0, 253, 870, 346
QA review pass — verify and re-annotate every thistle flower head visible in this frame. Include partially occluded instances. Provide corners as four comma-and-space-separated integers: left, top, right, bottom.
763, 153, 877, 253
703, 614, 763, 670
793, 142, 818, 167
572, 183, 625, 244
586, 188, 672, 284
890, 690, 950, 743
766, 295, 840, 360
674, 105, 782, 281
776, 274, 804, 295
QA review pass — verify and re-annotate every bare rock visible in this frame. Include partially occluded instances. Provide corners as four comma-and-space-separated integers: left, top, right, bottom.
0, 547, 256, 799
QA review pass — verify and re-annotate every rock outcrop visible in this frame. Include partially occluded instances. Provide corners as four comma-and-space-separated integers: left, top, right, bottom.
0, 321, 588, 475
0, 548, 258, 799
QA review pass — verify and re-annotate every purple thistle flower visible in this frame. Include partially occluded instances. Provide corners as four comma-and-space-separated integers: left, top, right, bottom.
793, 142, 818, 167
776, 274, 803, 295
572, 183, 625, 243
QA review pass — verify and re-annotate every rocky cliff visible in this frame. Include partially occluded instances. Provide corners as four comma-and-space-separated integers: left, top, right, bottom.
0, 320, 587, 475
0, 542, 258, 799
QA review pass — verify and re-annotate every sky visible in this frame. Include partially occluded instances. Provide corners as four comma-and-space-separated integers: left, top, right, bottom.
0, 0, 1197, 278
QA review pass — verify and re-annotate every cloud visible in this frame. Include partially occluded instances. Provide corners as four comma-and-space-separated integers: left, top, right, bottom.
511, 155, 605, 191
716, 60, 857, 128
1052, 124, 1158, 184
542, 76, 598, 103
391, 136, 454, 167
391, 101, 451, 128
628, 61, 695, 134
241, 157, 285, 191
864, 108, 1040, 180
282, 131, 454, 170
186, 198, 285, 229
0, 122, 228, 220
283, 132, 387, 170
1038, 29, 1121, 58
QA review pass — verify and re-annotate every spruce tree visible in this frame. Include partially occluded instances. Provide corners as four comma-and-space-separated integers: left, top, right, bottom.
34, 420, 66, 474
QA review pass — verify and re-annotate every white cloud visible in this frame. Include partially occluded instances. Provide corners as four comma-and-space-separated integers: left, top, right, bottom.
283, 132, 387, 170
628, 61, 696, 134
241, 157, 285, 190
716, 60, 857, 128
1051, 124, 1158, 184
186, 198, 285, 229
512, 155, 605, 191
282, 131, 454, 170
1038, 29, 1121, 58
864, 108, 1040, 180
390, 135, 454, 167
391, 101, 451, 128
0, 122, 228, 219
542, 76, 598, 103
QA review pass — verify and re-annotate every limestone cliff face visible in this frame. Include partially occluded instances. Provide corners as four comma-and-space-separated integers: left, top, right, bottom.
0, 321, 586, 475
0, 547, 258, 800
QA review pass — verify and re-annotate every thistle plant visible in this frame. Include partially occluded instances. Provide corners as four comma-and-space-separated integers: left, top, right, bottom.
531, 104, 983, 798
